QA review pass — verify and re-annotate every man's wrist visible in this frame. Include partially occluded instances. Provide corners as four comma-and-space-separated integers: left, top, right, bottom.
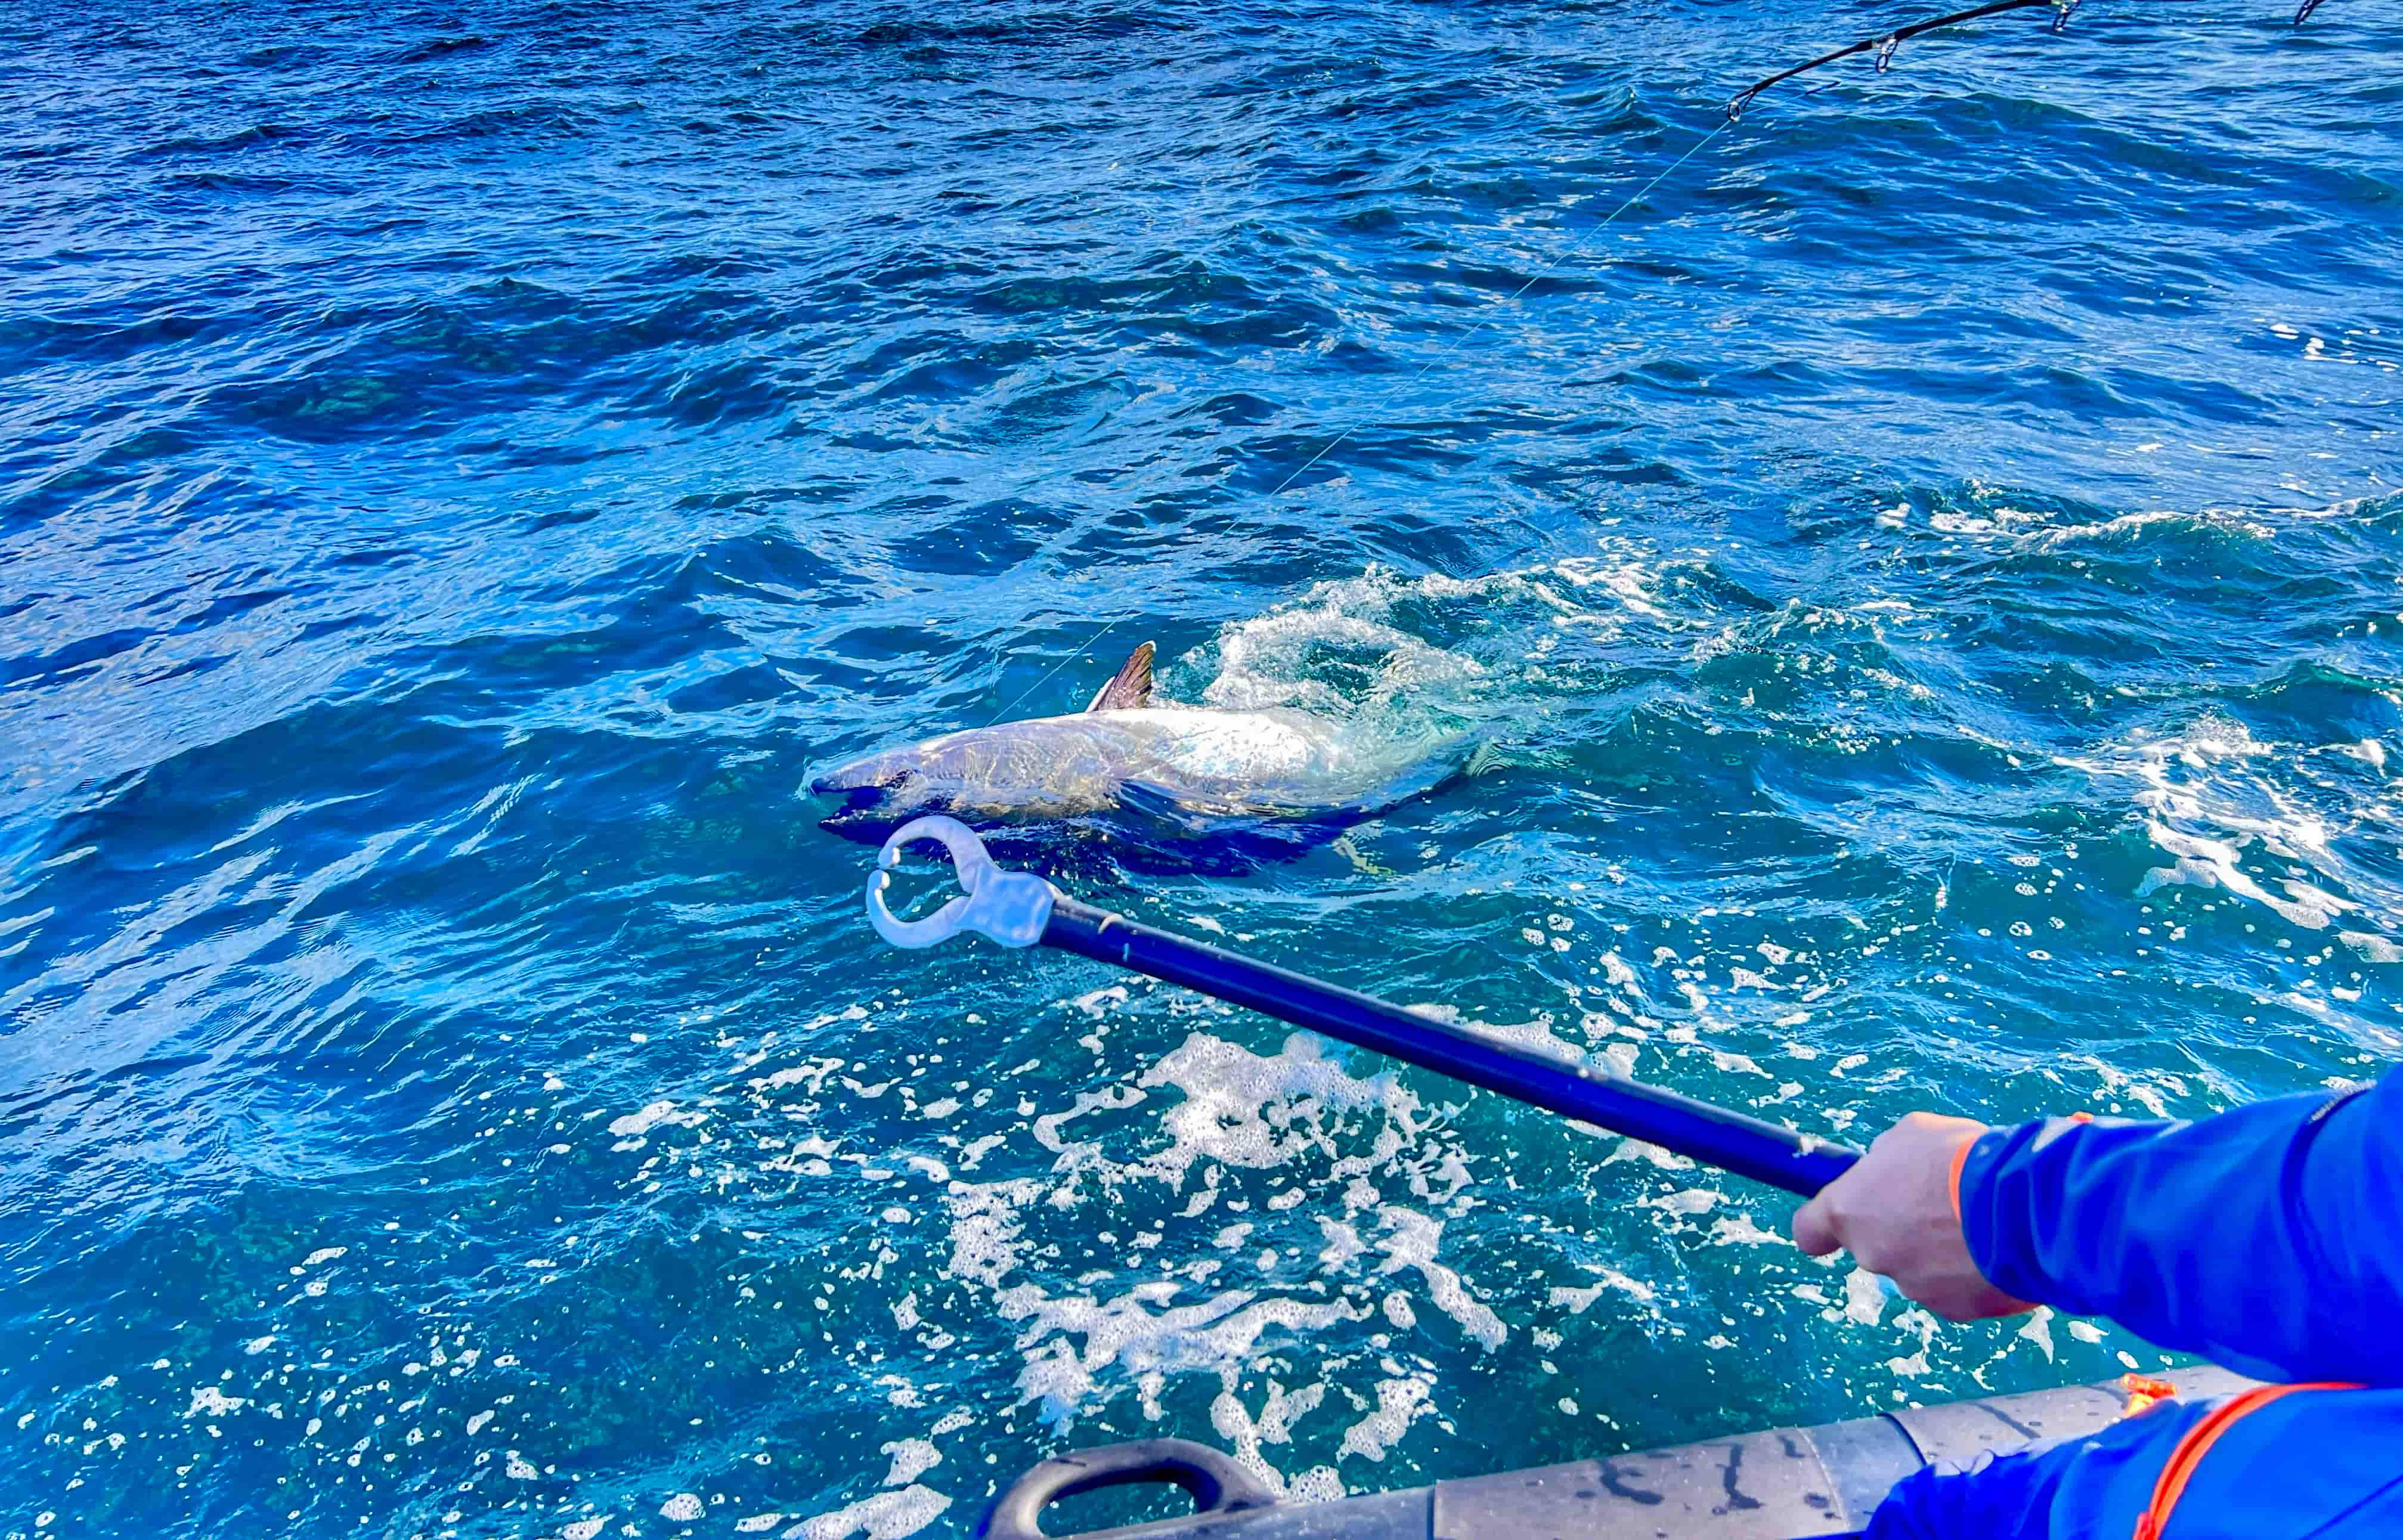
1956, 1114, 2093, 1308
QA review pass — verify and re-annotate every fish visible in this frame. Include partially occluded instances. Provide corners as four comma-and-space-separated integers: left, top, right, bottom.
809, 642, 1467, 871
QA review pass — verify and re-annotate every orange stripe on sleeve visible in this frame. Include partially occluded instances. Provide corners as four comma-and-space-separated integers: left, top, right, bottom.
2133, 1383, 2359, 1540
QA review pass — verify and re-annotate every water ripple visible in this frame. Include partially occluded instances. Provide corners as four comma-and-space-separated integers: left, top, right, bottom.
2, 1, 2399, 1536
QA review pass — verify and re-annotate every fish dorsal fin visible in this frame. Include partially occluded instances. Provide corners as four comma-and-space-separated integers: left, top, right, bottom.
1085, 642, 1155, 713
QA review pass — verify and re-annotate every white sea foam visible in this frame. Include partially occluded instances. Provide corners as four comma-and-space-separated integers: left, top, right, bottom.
1315, 1217, 1365, 1269
2340, 931, 2403, 963
2070, 717, 2377, 933
2030, 507, 2272, 546
1174, 553, 1699, 762
1416, 1006, 1586, 1067
184, 1386, 246, 1419
785, 1485, 950, 1540
752, 1058, 843, 1095
880, 1439, 939, 1486
899, 1005, 1512, 1475
996, 1283, 1365, 1428
900, 972, 1661, 1489
1194, 568, 1491, 720
2017, 1306, 2057, 1362
1547, 1265, 1655, 1313
1708, 1213, 1788, 1247
609, 1100, 705, 1139
1210, 1380, 1331, 1496
1336, 1375, 1434, 1462
1372, 1209, 1504, 1350
1134, 1031, 1406, 1178
1547, 553, 1671, 619
1600, 1137, 1695, 1171
1841, 1267, 1885, 1327
941, 1179, 1043, 1290
1033, 1085, 1147, 1155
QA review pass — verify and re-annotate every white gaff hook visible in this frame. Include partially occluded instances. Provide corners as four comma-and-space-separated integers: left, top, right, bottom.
866, 816, 1058, 950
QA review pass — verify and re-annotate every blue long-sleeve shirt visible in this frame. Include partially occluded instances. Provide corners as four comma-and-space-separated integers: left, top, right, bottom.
1868, 1064, 2403, 1538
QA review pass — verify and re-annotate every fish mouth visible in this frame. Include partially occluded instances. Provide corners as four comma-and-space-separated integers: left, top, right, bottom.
813, 791, 908, 845
807, 759, 900, 798
807, 757, 937, 843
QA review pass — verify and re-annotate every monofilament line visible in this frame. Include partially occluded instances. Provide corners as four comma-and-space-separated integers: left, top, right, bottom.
987, 114, 1734, 726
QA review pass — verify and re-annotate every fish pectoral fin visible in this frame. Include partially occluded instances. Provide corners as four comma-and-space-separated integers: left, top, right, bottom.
1113, 778, 1191, 816
1083, 640, 1156, 713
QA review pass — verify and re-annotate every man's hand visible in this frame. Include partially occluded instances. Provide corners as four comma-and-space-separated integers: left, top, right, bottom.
1792, 1111, 2032, 1321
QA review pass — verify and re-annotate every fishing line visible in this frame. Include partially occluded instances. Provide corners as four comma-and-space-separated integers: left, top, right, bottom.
985, 112, 1734, 726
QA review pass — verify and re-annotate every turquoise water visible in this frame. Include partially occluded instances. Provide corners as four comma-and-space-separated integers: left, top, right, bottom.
5, 2, 2400, 1536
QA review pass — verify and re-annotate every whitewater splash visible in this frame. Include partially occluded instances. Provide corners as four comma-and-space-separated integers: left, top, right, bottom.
2067, 714, 2403, 964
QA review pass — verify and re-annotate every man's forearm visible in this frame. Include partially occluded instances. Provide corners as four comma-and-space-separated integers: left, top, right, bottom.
1959, 1066, 2403, 1386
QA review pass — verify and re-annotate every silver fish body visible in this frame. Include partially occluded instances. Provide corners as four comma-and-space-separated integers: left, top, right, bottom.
813, 707, 1435, 822
809, 642, 1466, 866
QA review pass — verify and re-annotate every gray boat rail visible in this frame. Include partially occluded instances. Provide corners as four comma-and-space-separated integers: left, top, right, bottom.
984, 1365, 2255, 1540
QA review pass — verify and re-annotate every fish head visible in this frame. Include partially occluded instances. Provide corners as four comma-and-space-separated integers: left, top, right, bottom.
812, 717, 1171, 852
808, 745, 931, 799
807, 724, 1078, 841
806, 742, 950, 836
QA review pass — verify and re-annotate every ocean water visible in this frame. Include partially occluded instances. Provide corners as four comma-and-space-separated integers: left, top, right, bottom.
4, 1, 2399, 1536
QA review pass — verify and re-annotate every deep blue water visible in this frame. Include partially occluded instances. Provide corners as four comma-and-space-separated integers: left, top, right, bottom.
4, 1, 2400, 1536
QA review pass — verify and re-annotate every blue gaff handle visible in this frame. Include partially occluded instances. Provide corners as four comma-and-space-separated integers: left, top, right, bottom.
1042, 896, 1860, 1198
